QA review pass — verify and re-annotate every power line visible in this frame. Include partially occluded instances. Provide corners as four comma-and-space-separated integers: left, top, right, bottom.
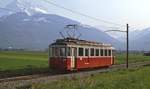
0, 1, 127, 30
0, 6, 125, 31
43, 0, 124, 27
0, 7, 16, 12
0, 1, 144, 30
0, 0, 125, 28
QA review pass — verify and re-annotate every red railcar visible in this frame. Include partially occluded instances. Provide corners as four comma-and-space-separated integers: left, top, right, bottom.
48, 37, 115, 71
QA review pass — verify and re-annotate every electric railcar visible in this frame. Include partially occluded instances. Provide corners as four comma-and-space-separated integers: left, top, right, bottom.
48, 37, 115, 71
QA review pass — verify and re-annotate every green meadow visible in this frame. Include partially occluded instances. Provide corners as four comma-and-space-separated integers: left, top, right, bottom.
116, 53, 150, 64
0, 51, 48, 70
0, 50, 149, 77
0, 51, 49, 77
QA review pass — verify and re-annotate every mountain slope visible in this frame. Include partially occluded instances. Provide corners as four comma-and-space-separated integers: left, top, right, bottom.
0, 12, 122, 50
130, 28, 150, 51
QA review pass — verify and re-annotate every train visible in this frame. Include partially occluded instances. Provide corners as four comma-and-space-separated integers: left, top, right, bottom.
48, 37, 115, 71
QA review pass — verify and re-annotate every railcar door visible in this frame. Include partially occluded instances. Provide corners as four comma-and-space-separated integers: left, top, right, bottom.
70, 47, 77, 69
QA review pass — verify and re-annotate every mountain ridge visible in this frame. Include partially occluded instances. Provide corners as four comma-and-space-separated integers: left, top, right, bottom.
0, 12, 122, 50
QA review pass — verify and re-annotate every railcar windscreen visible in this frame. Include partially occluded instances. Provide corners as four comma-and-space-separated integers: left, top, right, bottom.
60, 48, 66, 56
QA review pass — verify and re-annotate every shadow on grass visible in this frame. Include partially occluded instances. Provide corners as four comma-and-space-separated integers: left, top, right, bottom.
0, 65, 50, 78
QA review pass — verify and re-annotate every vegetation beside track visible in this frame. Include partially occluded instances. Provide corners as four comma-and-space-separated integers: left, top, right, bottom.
0, 50, 149, 78
19, 66, 150, 89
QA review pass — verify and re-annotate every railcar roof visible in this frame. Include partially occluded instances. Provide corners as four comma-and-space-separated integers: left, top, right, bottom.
50, 37, 112, 47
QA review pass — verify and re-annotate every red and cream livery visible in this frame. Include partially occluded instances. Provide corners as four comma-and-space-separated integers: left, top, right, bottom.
49, 37, 115, 71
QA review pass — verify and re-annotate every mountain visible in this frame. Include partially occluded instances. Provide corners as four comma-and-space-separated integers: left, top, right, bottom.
0, 8, 13, 17
0, 12, 122, 50
0, 0, 123, 50
118, 28, 150, 51
0, 0, 49, 17
130, 28, 150, 51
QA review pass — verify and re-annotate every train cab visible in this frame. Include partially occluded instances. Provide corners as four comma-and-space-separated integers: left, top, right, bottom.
48, 37, 115, 71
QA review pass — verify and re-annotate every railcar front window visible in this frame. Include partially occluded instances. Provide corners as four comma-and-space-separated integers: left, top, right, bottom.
55, 47, 59, 57
60, 48, 66, 57
52, 47, 55, 57
49, 48, 52, 57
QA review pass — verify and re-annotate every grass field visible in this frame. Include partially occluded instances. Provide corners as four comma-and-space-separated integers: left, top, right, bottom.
0, 51, 48, 71
0, 51, 49, 77
116, 53, 150, 64
0, 50, 149, 77
28, 66, 150, 89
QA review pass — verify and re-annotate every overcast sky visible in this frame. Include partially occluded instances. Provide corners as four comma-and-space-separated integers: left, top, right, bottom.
1, 0, 150, 30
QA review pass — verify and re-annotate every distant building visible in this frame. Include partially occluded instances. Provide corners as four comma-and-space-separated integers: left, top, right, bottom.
144, 52, 150, 56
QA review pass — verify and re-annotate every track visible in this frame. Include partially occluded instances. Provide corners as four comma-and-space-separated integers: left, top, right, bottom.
0, 61, 150, 84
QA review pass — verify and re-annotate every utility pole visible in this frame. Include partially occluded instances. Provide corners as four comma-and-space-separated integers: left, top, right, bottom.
126, 24, 129, 68
104, 24, 129, 69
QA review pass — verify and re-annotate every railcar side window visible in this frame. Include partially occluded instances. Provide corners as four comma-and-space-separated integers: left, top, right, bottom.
60, 48, 66, 56
90, 48, 94, 56
95, 49, 99, 56
85, 48, 89, 56
79, 48, 84, 56
49, 48, 52, 57
100, 49, 103, 56
108, 49, 111, 56
105, 49, 107, 56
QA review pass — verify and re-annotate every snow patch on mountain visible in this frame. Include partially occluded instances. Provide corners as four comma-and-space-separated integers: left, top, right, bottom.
34, 17, 50, 22
4, 0, 49, 16
23, 18, 30, 21
34, 8, 48, 14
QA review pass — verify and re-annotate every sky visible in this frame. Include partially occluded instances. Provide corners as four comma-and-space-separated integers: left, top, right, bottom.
1, 0, 150, 30
46, 0, 150, 31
